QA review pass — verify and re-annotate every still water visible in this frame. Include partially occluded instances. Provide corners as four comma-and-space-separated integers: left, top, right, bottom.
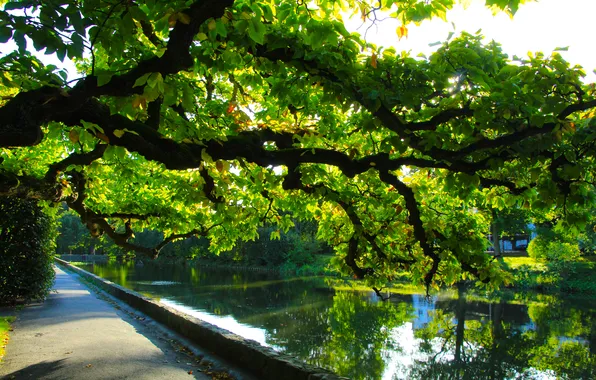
77, 262, 595, 379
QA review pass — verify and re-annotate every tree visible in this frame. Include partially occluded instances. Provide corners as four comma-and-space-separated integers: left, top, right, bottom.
1, 0, 595, 291
490, 207, 532, 255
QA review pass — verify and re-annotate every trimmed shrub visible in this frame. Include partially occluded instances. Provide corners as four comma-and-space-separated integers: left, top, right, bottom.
0, 197, 56, 304
527, 236, 549, 260
528, 235, 581, 262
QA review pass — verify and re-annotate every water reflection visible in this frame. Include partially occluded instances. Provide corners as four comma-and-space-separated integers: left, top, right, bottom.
79, 262, 596, 379
160, 298, 273, 348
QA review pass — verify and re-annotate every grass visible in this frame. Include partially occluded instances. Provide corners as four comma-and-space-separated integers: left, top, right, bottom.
62, 261, 92, 266
502, 256, 596, 294
330, 282, 427, 295
0, 316, 16, 361
502, 256, 545, 269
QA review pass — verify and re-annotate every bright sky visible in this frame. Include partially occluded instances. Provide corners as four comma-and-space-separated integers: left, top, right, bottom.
347, 0, 596, 82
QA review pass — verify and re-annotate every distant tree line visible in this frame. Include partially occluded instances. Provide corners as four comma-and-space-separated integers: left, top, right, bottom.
56, 208, 331, 272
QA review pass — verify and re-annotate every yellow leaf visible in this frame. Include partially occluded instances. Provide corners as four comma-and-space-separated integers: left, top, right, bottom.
360, 3, 367, 21
207, 19, 216, 31
196, 32, 208, 41
168, 13, 177, 27
69, 129, 79, 144
96, 133, 110, 143
215, 160, 224, 172
370, 52, 378, 69
178, 12, 191, 25
113, 129, 125, 138
397, 25, 408, 40
132, 95, 146, 109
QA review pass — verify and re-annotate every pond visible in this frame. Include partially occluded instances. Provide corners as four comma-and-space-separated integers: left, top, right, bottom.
76, 262, 595, 379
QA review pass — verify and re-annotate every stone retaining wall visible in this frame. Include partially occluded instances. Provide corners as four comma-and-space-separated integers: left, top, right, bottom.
55, 258, 346, 380
59, 254, 109, 262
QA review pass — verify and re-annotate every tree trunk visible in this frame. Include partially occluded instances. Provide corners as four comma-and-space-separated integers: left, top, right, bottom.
491, 216, 502, 258
454, 282, 467, 364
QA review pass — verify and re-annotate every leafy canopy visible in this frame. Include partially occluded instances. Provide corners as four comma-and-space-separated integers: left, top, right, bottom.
1, 0, 595, 291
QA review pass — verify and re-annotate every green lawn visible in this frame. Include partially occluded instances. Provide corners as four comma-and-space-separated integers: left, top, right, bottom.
503, 256, 545, 269
502, 256, 596, 294
0, 316, 16, 361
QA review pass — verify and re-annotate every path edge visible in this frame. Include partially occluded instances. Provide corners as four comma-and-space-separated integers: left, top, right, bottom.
55, 258, 346, 380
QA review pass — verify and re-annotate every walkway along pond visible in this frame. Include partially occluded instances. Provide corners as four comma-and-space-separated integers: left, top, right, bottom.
72, 261, 596, 379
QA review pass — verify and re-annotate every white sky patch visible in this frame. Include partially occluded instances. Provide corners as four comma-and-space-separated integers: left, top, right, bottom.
345, 0, 596, 82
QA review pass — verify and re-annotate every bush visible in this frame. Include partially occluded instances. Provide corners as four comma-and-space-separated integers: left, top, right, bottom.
0, 197, 57, 304
528, 236, 581, 262
527, 236, 549, 260
545, 242, 581, 262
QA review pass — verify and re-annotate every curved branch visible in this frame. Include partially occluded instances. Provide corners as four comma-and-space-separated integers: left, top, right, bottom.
378, 171, 440, 289
45, 143, 107, 182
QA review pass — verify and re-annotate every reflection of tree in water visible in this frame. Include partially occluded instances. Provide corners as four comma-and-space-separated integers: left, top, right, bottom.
525, 302, 596, 379
85, 263, 595, 379
410, 284, 595, 379
310, 292, 414, 380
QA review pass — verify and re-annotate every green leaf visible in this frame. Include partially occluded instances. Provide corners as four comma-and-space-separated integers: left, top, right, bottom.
4, 1, 25, 10
146, 72, 163, 89
56, 46, 66, 62
97, 73, 113, 87
0, 26, 12, 43
133, 73, 151, 88
247, 17, 266, 44
270, 229, 281, 240
69, 33, 85, 58
181, 85, 194, 111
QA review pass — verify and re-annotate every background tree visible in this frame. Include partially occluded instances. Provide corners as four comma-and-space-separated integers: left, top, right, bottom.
490, 208, 532, 256
1, 0, 596, 291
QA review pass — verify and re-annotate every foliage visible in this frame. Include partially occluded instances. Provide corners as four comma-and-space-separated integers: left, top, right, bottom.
1, 0, 596, 291
527, 224, 581, 262
190, 224, 331, 274
0, 197, 57, 304
57, 209, 331, 273
579, 213, 596, 254
493, 208, 532, 238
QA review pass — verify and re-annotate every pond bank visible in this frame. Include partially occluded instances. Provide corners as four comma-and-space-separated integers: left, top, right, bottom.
56, 259, 346, 380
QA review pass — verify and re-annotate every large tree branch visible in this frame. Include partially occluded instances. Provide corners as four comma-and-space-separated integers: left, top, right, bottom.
154, 223, 221, 257
252, 41, 596, 166
0, 0, 234, 148
378, 171, 440, 289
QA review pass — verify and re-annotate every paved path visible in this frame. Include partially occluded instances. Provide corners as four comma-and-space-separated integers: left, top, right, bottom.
0, 266, 211, 380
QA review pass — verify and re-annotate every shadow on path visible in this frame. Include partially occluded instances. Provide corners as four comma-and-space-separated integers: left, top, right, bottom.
0, 267, 210, 380
1, 359, 66, 380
